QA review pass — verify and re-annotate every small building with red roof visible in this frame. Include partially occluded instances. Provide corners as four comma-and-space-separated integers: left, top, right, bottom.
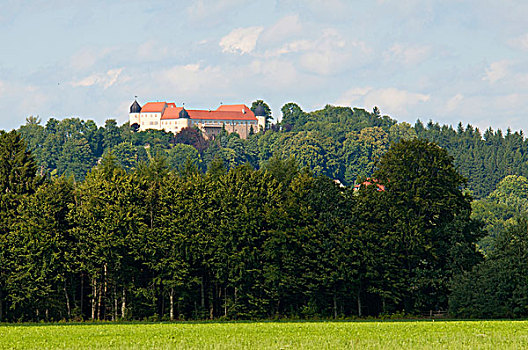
353, 179, 386, 192
129, 100, 266, 139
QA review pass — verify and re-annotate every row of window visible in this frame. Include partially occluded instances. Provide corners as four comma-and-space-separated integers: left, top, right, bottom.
158, 120, 257, 126
137, 113, 258, 126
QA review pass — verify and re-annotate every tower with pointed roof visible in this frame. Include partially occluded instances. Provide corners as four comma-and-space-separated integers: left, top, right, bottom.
129, 99, 142, 128
254, 105, 267, 131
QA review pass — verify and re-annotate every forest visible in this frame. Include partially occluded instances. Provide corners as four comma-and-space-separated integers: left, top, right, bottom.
2, 102, 528, 321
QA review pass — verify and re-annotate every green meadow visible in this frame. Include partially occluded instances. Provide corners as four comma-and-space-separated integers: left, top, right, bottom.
1, 320, 527, 349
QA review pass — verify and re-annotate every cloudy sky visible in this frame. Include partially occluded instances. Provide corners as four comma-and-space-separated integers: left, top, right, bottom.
1, 0, 528, 132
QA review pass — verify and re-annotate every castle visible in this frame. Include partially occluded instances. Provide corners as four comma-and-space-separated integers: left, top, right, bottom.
129, 100, 266, 139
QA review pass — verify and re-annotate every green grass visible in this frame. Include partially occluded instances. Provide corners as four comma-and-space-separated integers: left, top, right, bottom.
1, 320, 528, 349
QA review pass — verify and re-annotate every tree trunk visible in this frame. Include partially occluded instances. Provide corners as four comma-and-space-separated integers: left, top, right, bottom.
209, 284, 214, 320
103, 264, 107, 320
113, 286, 117, 321
80, 274, 84, 319
333, 291, 337, 319
121, 288, 126, 319
201, 277, 205, 309
161, 286, 165, 319
357, 290, 362, 317
224, 287, 227, 317
97, 280, 103, 320
0, 288, 3, 322
170, 288, 174, 321
91, 278, 97, 320
64, 282, 71, 319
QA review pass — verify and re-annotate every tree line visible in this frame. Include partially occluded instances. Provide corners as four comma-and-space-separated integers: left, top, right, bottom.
18, 103, 528, 201
0, 131, 482, 321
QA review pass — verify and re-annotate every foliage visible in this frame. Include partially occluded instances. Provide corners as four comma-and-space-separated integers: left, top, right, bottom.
472, 175, 528, 254
450, 217, 528, 318
0, 132, 485, 321
372, 139, 483, 312
16, 102, 528, 200
251, 100, 272, 129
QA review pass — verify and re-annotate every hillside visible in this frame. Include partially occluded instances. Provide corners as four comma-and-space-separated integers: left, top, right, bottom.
17, 103, 528, 198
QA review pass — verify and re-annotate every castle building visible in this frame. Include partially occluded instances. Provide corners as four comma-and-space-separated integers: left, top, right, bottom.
129, 100, 267, 139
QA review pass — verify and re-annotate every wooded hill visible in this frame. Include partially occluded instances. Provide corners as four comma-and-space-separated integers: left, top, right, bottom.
17, 103, 528, 199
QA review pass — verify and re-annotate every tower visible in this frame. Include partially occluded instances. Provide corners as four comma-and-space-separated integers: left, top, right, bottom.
178, 107, 191, 129
254, 105, 267, 131
129, 99, 142, 129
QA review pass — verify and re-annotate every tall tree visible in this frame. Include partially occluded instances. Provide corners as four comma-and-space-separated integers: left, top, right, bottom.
102, 119, 123, 150
0, 131, 43, 321
373, 139, 483, 312
450, 217, 528, 318
8, 177, 75, 321
70, 154, 143, 320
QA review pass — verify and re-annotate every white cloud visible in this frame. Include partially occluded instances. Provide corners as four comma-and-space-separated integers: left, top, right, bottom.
71, 68, 123, 89
70, 47, 115, 71
296, 28, 371, 75
374, 0, 434, 30
483, 60, 510, 83
335, 87, 373, 105
384, 44, 431, 65
187, 0, 248, 20
156, 63, 227, 94
247, 59, 300, 89
137, 40, 170, 62
264, 39, 313, 57
336, 87, 430, 115
446, 94, 464, 112
368, 88, 430, 115
220, 26, 264, 55
259, 14, 303, 45
279, 0, 350, 20
508, 33, 528, 51
440, 92, 528, 131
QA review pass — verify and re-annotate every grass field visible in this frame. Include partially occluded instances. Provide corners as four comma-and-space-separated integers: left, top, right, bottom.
1, 320, 528, 349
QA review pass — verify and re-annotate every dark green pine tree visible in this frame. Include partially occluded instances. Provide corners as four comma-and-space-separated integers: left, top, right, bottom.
373, 139, 484, 312
102, 119, 123, 150
0, 131, 43, 321
8, 177, 75, 321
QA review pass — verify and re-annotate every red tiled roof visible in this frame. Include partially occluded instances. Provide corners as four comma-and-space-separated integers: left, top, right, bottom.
216, 104, 252, 113
354, 179, 386, 191
190, 110, 256, 120
159, 103, 257, 121
161, 105, 183, 119
141, 102, 167, 113
161, 109, 257, 121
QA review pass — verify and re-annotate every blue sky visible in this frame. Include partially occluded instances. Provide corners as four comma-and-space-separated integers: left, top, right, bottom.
1, 0, 528, 132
